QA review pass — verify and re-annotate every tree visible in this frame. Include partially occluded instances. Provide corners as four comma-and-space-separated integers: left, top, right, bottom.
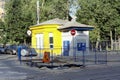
4, 0, 21, 44
20, 0, 37, 44
4, 0, 71, 44
0, 19, 6, 44
39, 0, 69, 21
4, 0, 37, 44
77, 0, 120, 50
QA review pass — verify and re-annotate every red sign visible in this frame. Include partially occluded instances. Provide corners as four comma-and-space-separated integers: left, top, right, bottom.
70, 29, 76, 36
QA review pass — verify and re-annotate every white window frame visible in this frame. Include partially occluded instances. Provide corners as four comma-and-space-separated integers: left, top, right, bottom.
36, 34, 43, 49
49, 33, 54, 49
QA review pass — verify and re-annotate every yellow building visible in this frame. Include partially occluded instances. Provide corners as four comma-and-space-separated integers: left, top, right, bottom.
29, 18, 66, 56
29, 18, 94, 57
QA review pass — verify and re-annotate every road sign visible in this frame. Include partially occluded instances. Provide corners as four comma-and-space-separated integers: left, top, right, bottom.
70, 29, 76, 36
27, 30, 31, 36
77, 43, 86, 51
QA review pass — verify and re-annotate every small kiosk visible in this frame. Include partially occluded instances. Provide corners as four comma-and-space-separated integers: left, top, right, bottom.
29, 18, 94, 57
58, 21, 93, 56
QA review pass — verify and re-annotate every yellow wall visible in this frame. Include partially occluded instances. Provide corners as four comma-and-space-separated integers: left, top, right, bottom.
30, 24, 62, 56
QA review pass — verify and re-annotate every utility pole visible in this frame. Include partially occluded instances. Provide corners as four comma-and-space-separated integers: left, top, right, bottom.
37, 0, 40, 24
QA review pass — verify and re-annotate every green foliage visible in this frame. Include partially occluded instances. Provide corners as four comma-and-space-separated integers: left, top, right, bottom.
0, 19, 6, 44
39, 0, 69, 21
4, 0, 120, 44
4, 0, 69, 44
4, 0, 37, 44
77, 0, 120, 42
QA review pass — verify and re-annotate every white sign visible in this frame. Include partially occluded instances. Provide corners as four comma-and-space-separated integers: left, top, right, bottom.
27, 30, 31, 36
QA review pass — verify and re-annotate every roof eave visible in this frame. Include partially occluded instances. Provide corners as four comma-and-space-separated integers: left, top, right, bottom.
58, 26, 94, 31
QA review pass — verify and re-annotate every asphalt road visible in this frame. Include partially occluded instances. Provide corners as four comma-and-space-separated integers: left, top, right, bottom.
0, 54, 120, 80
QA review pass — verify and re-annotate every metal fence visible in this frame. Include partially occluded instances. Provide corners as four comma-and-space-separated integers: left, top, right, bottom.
20, 47, 120, 67
14, 41, 120, 68
90, 40, 120, 51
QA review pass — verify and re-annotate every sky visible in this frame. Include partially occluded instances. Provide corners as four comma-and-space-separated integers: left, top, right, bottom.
69, 0, 80, 18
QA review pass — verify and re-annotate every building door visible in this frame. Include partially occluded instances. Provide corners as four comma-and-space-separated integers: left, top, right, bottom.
63, 41, 70, 56
36, 34, 43, 49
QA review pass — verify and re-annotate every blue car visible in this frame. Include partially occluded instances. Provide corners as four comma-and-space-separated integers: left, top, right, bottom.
4, 45, 18, 55
18, 45, 37, 57
0, 47, 5, 54
20, 48, 37, 57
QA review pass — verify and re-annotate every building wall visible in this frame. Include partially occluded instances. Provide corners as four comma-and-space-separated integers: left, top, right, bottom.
30, 24, 62, 56
30, 24, 91, 57
62, 30, 89, 56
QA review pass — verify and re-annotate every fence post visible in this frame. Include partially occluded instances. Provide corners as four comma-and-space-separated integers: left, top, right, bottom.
30, 49, 33, 67
105, 50, 107, 65
74, 47, 77, 62
18, 46, 22, 64
61, 47, 62, 57
95, 48, 97, 64
82, 50, 85, 66
51, 49, 53, 67
39, 48, 42, 59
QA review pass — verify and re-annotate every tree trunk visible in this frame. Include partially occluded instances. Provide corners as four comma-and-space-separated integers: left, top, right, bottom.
66, 0, 70, 20
24, 39, 26, 45
41, 0, 45, 8
96, 32, 100, 50
110, 30, 113, 50
118, 36, 120, 50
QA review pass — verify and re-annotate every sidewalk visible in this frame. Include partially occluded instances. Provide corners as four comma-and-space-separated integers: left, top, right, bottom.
1, 54, 120, 72
20, 54, 120, 70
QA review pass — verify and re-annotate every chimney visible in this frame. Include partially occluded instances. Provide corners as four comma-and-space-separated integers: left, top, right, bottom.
70, 15, 77, 22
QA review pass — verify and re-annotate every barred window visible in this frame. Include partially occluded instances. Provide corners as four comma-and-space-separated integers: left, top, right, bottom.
49, 33, 54, 49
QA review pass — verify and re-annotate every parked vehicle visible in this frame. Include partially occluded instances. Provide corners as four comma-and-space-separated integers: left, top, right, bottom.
4, 45, 18, 55
21, 48, 37, 57
0, 47, 5, 54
